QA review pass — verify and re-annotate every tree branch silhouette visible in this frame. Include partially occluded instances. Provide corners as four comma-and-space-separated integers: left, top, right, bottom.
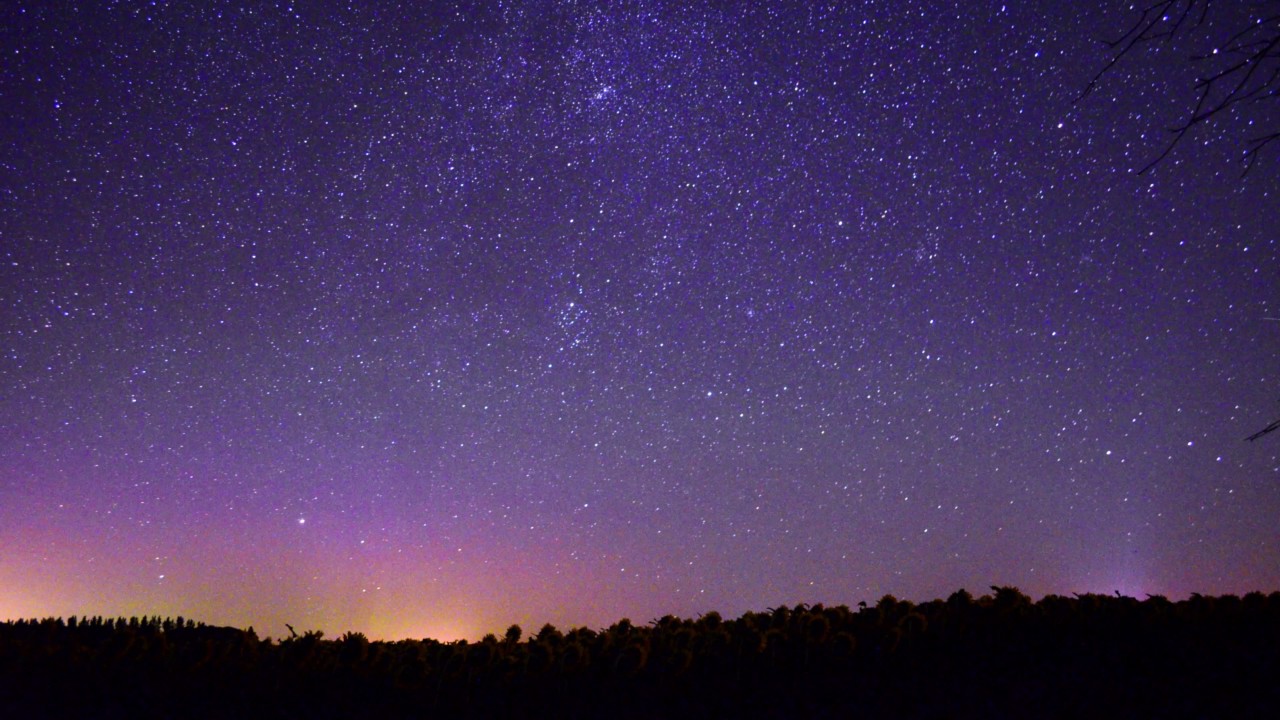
1245, 416, 1280, 441
1082, 0, 1280, 173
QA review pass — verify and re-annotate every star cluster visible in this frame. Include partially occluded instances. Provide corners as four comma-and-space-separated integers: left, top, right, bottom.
2, 1, 1277, 640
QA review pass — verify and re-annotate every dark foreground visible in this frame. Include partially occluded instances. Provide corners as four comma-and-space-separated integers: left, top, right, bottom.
3, 588, 1278, 718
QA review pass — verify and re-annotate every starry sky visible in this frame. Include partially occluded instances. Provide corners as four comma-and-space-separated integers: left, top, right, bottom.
2, 1, 1277, 641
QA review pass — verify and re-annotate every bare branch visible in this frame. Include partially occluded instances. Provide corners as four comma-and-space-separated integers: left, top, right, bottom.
1246, 417, 1280, 441
1084, 0, 1280, 172
1080, 0, 1192, 101
1245, 131, 1280, 172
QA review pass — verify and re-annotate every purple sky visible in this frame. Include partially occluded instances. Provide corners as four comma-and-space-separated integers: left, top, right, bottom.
2, 1, 1277, 640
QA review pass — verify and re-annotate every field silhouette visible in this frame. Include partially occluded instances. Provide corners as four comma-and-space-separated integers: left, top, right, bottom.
2, 587, 1278, 718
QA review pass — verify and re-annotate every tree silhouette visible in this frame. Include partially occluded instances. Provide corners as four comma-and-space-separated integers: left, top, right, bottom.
1084, 3, 1280, 443
1084, 0, 1280, 173
4, 591, 1280, 718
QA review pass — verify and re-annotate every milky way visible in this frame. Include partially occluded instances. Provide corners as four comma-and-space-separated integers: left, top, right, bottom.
2, 1, 1277, 640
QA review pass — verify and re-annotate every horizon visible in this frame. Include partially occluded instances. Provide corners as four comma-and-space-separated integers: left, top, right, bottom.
5, 570, 1277, 643
9, 585, 1277, 644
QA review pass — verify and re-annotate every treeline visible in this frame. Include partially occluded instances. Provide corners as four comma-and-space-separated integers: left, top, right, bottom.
2, 588, 1279, 718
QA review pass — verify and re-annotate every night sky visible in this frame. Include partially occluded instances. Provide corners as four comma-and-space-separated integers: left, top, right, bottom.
3, 1, 1277, 642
